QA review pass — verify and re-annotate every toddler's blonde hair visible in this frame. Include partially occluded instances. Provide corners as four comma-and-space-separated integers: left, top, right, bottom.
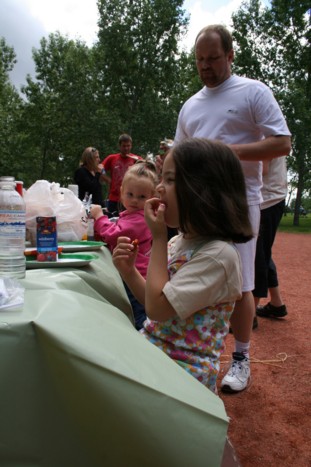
122, 160, 158, 189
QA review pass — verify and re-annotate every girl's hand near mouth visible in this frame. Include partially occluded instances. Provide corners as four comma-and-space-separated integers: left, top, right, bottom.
144, 198, 167, 239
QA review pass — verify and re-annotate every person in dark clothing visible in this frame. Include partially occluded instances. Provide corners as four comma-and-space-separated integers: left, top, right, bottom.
74, 147, 110, 206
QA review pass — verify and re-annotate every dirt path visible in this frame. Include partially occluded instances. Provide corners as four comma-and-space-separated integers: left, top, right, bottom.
218, 232, 311, 467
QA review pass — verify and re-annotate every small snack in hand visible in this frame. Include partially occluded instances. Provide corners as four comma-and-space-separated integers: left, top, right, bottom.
132, 239, 139, 249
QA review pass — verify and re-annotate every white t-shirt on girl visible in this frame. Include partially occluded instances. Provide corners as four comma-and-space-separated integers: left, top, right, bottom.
141, 234, 242, 391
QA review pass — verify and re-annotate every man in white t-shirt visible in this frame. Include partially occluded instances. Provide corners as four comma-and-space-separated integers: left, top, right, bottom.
174, 24, 291, 392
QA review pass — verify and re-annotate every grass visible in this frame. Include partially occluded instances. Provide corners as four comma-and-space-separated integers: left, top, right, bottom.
278, 213, 311, 233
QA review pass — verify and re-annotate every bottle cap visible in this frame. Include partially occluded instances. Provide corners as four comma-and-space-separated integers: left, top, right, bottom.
0, 176, 15, 181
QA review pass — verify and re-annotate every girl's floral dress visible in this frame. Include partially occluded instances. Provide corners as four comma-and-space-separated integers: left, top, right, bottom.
141, 239, 236, 392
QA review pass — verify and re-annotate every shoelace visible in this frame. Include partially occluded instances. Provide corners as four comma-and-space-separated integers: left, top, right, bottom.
229, 359, 246, 376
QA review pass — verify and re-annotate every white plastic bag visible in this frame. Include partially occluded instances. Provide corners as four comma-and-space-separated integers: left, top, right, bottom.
0, 277, 24, 310
24, 180, 87, 245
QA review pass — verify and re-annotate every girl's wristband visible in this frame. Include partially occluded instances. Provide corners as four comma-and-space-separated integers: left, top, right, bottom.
100, 168, 106, 175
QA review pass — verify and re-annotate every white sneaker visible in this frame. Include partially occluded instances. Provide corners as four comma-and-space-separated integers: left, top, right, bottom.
221, 352, 250, 392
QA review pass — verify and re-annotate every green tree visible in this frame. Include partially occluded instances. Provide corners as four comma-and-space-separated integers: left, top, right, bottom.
21, 33, 111, 186
169, 46, 202, 115
231, 0, 311, 226
95, 0, 189, 155
0, 37, 25, 178
0, 36, 16, 78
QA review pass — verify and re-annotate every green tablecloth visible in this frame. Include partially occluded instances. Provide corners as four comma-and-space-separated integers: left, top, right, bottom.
0, 247, 229, 466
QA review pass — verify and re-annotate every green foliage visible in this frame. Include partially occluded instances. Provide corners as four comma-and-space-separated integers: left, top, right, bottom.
232, 0, 311, 226
0, 37, 25, 179
302, 197, 311, 210
290, 196, 311, 210
95, 0, 189, 154
1, 0, 309, 199
1, 1, 191, 186
278, 213, 311, 233
21, 33, 113, 186
0, 37, 17, 77
170, 48, 202, 110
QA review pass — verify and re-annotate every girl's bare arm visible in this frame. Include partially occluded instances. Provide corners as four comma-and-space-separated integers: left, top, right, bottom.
144, 201, 177, 321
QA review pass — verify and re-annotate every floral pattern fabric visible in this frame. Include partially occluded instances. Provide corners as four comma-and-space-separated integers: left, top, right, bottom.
141, 241, 234, 392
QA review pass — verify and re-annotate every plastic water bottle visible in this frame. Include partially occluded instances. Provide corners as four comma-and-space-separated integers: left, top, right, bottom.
86, 194, 95, 240
81, 192, 89, 240
87, 218, 94, 240
81, 192, 95, 240
0, 177, 26, 279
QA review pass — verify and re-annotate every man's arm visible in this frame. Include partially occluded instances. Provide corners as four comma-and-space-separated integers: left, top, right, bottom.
230, 135, 291, 161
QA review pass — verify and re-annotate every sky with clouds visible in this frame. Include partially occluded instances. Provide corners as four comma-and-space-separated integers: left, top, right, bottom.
1, 0, 248, 89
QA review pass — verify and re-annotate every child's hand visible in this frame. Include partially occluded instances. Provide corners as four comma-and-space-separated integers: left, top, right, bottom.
112, 236, 138, 279
90, 204, 103, 220
144, 198, 167, 239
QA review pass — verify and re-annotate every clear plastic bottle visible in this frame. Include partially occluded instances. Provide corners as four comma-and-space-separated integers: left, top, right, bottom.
86, 194, 94, 240
87, 217, 95, 240
81, 192, 89, 240
0, 177, 26, 279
